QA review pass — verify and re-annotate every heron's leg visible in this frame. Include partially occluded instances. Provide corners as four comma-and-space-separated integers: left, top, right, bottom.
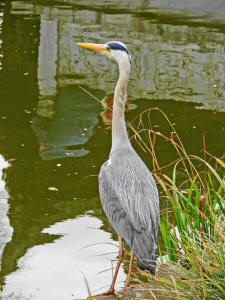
125, 254, 134, 288
107, 236, 124, 293
92, 236, 124, 296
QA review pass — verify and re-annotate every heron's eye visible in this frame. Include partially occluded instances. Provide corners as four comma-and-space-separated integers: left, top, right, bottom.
106, 46, 110, 52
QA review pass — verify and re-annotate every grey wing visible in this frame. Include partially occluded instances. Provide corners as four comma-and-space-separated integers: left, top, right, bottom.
98, 149, 159, 268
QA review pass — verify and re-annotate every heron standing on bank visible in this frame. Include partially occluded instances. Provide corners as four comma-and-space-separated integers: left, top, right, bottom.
78, 41, 159, 295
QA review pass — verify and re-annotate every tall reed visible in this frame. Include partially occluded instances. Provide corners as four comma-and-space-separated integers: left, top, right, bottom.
129, 108, 225, 299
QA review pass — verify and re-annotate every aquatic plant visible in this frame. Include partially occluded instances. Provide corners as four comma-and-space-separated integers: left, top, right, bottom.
129, 108, 225, 299
155, 157, 225, 299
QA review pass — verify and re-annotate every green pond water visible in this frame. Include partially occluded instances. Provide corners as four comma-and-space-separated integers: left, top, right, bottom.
0, 0, 224, 299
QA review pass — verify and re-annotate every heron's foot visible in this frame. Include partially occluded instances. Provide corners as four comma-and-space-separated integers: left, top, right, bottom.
118, 284, 137, 293
91, 289, 115, 297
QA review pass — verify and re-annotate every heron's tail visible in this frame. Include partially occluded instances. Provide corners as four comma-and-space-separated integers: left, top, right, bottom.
136, 255, 157, 275
128, 229, 158, 275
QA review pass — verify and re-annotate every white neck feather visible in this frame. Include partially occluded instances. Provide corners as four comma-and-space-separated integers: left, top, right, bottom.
110, 55, 131, 154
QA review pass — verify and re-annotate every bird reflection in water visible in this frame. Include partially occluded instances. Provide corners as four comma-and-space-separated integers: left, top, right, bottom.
32, 85, 102, 160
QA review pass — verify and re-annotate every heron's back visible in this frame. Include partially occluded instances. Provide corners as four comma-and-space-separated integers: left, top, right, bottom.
99, 147, 159, 272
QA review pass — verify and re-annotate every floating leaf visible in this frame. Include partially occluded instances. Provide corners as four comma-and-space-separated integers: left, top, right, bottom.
48, 187, 58, 191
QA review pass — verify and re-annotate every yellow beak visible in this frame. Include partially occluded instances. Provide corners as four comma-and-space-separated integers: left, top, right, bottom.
77, 42, 107, 52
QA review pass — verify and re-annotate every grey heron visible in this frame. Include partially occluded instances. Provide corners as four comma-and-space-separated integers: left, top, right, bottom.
77, 41, 160, 295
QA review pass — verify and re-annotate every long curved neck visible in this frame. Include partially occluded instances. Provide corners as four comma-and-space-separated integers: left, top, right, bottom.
110, 58, 131, 154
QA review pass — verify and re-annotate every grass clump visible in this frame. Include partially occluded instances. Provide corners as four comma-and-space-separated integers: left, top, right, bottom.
129, 108, 225, 299
157, 159, 225, 299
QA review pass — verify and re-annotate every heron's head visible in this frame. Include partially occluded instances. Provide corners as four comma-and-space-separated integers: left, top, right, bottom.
77, 41, 131, 66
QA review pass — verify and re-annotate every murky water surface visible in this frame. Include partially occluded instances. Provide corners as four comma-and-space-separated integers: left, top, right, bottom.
0, 0, 224, 299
